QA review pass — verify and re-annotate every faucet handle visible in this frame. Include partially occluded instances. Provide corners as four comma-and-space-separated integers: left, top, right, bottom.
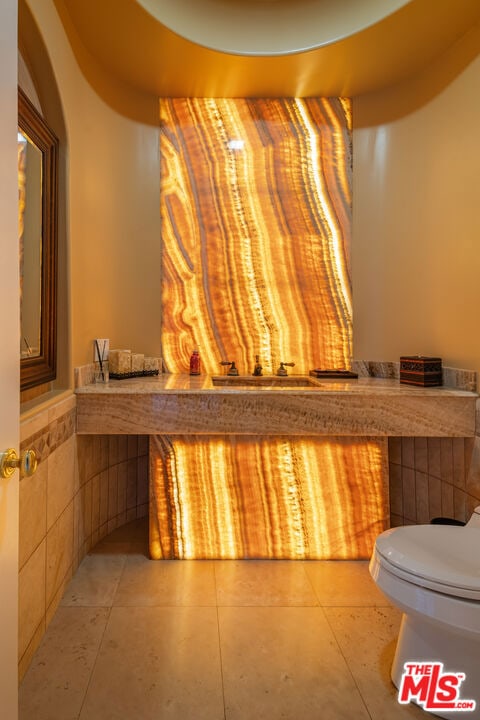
220, 360, 239, 376
276, 361, 295, 376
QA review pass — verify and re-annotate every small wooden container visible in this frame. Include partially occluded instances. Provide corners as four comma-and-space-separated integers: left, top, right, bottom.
400, 356, 442, 387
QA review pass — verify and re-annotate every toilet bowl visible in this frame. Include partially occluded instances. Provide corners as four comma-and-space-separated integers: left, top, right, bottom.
370, 508, 480, 720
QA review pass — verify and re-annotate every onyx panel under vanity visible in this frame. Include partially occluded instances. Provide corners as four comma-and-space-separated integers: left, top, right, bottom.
75, 372, 478, 561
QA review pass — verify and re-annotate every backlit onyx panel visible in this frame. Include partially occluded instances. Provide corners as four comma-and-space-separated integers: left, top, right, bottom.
150, 436, 388, 560
160, 98, 352, 375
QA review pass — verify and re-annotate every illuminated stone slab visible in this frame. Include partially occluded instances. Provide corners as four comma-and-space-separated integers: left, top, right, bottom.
160, 98, 352, 376
149, 435, 389, 560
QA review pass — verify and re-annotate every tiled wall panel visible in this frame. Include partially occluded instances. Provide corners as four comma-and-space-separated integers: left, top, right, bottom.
18, 395, 149, 682
388, 435, 480, 526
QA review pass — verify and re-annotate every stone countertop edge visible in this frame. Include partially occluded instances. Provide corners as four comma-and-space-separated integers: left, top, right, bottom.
74, 374, 478, 397
75, 374, 477, 437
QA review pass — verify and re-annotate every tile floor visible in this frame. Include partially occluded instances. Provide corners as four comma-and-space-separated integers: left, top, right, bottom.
19, 518, 427, 720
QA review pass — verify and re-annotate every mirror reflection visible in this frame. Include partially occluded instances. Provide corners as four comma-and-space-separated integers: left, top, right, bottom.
18, 128, 43, 358
18, 87, 58, 391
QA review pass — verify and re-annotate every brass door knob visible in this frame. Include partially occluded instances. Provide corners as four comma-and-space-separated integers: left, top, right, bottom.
0, 448, 38, 479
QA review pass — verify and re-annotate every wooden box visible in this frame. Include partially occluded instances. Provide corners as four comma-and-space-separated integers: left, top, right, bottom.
400, 356, 442, 387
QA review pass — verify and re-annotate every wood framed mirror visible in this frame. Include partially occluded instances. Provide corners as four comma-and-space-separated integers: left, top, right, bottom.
18, 87, 58, 391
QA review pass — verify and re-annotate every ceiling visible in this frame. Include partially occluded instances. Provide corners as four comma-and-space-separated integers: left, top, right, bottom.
52, 0, 480, 98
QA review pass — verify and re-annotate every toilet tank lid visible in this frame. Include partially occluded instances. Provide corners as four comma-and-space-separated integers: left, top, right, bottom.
375, 525, 480, 593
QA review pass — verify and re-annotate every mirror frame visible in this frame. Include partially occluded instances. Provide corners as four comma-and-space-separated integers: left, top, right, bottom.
18, 87, 58, 391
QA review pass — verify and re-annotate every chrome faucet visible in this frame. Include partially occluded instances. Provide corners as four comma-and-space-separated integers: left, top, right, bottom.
220, 360, 239, 376
276, 361, 295, 376
252, 355, 263, 376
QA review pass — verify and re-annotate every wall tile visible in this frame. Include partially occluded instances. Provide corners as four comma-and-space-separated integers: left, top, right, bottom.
19, 398, 78, 682
427, 438, 441, 479
137, 455, 149, 506
108, 517, 120, 534
388, 463, 403, 516
108, 435, 119, 467
388, 438, 401, 465
46, 503, 74, 608
73, 491, 82, 564
117, 462, 128, 518
138, 435, 149, 457
20, 408, 49, 443
47, 394, 76, 423
127, 435, 138, 459
401, 438, 415, 470
415, 471, 429, 524
93, 435, 108, 474
126, 507, 137, 522
99, 469, 109, 528
453, 489, 466, 523
92, 474, 101, 533
466, 436, 480, 501
18, 618, 45, 684
137, 502, 149, 519
76, 435, 92, 487
19, 461, 47, 570
46, 435, 76, 531
390, 513, 404, 528
441, 481, 454, 519
108, 465, 118, 521
467, 494, 480, 517
46, 565, 73, 628
118, 436, 128, 464
452, 438, 465, 489
401, 467, 416, 522
18, 540, 46, 660
428, 475, 442, 520
414, 438, 428, 474
126, 458, 137, 510
440, 438, 454, 485
83, 479, 93, 543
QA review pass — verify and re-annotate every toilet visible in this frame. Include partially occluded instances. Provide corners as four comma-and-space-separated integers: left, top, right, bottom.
370, 507, 480, 719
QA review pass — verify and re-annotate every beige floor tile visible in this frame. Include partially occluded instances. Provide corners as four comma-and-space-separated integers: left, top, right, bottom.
60, 552, 126, 607
215, 559, 318, 606
79, 606, 224, 720
324, 606, 426, 720
113, 555, 216, 606
219, 606, 370, 720
20, 525, 419, 720
19, 607, 110, 720
303, 559, 391, 606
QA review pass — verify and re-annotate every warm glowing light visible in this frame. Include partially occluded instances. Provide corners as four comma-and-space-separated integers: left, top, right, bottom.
227, 139, 245, 150
150, 436, 388, 560
160, 98, 352, 376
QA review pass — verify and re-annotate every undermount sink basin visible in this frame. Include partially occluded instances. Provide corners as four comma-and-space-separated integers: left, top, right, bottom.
211, 375, 322, 389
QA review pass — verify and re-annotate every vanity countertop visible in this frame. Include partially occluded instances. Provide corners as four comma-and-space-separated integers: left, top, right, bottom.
75, 374, 477, 437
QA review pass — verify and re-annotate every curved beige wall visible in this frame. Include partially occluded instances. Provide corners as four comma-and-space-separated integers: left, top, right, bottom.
25, 0, 161, 371
352, 23, 480, 378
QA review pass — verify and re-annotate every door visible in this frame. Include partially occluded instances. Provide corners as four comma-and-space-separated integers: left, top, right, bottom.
0, 1, 20, 718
